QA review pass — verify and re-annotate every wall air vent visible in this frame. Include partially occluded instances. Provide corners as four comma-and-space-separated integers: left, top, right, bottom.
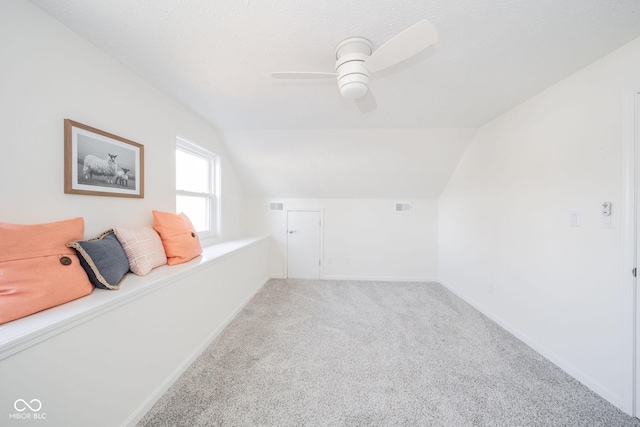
269, 202, 284, 211
395, 202, 412, 213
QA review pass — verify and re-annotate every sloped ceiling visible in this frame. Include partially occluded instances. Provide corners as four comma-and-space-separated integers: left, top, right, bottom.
29, 0, 640, 198
223, 129, 475, 198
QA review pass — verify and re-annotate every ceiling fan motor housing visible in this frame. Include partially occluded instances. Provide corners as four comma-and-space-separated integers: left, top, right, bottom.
335, 37, 373, 99
272, 20, 438, 108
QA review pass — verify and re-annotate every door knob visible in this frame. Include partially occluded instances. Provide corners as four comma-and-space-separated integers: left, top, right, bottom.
288, 230, 296, 234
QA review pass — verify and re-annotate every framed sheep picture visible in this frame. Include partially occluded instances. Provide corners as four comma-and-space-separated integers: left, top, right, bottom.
64, 119, 144, 198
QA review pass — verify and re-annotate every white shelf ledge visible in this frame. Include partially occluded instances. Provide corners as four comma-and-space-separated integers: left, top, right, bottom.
0, 236, 268, 361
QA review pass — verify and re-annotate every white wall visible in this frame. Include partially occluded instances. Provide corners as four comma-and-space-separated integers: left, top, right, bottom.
0, 0, 246, 240
439, 36, 640, 410
246, 198, 438, 281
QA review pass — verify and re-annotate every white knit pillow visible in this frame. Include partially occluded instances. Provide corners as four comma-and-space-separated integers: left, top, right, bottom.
113, 225, 167, 276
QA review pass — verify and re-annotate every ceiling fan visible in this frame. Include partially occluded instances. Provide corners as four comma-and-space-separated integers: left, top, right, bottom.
271, 20, 438, 113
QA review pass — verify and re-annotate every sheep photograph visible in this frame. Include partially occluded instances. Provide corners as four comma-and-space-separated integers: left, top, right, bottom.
64, 119, 144, 198
76, 133, 136, 189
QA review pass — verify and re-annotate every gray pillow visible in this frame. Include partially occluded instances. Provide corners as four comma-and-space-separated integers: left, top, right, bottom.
67, 229, 130, 290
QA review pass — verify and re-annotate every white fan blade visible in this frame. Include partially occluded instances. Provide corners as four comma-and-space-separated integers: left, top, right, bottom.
355, 90, 377, 114
364, 19, 438, 74
271, 72, 338, 79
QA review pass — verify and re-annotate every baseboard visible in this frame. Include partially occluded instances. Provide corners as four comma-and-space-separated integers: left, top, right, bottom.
321, 275, 436, 282
271, 274, 436, 282
121, 276, 270, 427
437, 279, 621, 409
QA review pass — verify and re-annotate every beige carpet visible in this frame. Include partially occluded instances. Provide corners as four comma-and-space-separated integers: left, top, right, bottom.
139, 279, 640, 426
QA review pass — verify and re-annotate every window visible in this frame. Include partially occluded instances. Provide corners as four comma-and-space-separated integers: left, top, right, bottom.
176, 137, 219, 241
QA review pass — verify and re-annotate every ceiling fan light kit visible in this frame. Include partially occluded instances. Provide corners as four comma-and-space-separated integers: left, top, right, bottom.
272, 20, 438, 110
339, 77, 369, 99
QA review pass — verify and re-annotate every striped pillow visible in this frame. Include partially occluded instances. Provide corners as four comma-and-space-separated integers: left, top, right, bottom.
113, 225, 167, 276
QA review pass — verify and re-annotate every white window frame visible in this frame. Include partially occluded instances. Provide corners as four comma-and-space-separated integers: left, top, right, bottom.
175, 136, 221, 245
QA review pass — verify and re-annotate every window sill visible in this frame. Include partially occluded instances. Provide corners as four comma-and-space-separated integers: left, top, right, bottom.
198, 230, 222, 247
0, 236, 268, 361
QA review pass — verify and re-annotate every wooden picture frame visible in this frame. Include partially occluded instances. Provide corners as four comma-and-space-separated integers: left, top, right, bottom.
64, 119, 144, 198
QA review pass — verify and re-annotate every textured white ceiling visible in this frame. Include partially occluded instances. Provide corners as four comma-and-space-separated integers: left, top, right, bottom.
28, 0, 640, 130
28, 0, 640, 198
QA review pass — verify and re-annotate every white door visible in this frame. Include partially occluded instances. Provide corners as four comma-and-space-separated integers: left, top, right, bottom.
287, 210, 321, 279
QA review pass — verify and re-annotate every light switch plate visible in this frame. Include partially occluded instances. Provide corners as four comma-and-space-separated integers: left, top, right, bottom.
602, 212, 615, 229
569, 210, 581, 227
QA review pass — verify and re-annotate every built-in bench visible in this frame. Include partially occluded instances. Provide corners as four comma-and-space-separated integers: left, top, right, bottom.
0, 235, 271, 426
0, 236, 269, 361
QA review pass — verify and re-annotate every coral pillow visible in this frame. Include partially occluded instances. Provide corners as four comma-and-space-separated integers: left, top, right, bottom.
113, 225, 167, 276
152, 210, 202, 265
0, 217, 94, 325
